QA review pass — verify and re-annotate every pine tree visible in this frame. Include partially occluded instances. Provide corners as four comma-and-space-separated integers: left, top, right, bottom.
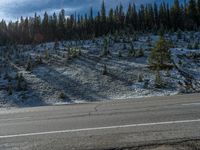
1, 0, 200, 45
187, 0, 198, 29
149, 36, 171, 69
108, 9, 113, 32
198, 0, 200, 26
131, 3, 138, 30
103, 65, 108, 75
59, 92, 66, 99
95, 12, 101, 36
100, 0, 107, 34
101, 0, 106, 23
8, 84, 13, 95
128, 42, 135, 57
42, 12, 49, 41
148, 4, 155, 29
26, 57, 32, 71
24, 17, 30, 43
118, 3, 125, 29
102, 37, 110, 57
89, 7, 95, 35
170, 0, 182, 30
33, 13, 42, 43
138, 73, 143, 82
138, 4, 145, 30
52, 13, 58, 40
154, 3, 159, 29
58, 9, 66, 40
126, 3, 133, 27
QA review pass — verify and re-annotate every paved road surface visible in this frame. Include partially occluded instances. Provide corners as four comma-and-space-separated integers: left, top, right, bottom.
0, 94, 200, 150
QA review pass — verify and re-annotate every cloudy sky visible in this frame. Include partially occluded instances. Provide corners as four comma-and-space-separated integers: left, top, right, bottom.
0, 0, 176, 21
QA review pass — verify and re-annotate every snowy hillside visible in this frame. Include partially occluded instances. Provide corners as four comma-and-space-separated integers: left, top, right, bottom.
0, 31, 200, 108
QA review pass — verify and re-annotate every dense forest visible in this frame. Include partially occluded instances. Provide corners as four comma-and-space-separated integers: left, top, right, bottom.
0, 0, 200, 46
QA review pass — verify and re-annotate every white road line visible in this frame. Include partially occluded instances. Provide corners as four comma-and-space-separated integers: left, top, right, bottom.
0, 119, 200, 139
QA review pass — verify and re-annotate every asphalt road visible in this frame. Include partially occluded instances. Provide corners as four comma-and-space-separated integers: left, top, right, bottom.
0, 94, 200, 150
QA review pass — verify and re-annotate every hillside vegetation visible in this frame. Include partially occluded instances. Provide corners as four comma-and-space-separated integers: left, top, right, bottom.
0, 31, 200, 107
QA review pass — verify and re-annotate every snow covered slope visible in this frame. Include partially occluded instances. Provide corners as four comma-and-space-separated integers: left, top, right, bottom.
0, 31, 200, 108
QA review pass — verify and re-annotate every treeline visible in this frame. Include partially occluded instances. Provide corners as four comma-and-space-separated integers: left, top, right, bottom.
0, 0, 200, 46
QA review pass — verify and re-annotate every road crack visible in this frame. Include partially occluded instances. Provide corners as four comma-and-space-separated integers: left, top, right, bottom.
88, 103, 102, 116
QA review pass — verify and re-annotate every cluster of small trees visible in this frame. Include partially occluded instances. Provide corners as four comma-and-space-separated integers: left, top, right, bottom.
0, 0, 200, 46
4, 73, 27, 95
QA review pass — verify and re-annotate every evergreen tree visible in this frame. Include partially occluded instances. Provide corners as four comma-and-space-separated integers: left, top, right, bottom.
198, 0, 200, 26
101, 0, 106, 23
103, 65, 108, 75
170, 0, 182, 30
131, 3, 138, 30
187, 0, 198, 29
42, 12, 49, 41
1, 0, 200, 46
138, 4, 145, 30
52, 13, 58, 40
108, 8, 115, 33
154, 3, 159, 29
126, 3, 133, 27
58, 9, 66, 40
8, 84, 13, 95
88, 7, 95, 36
95, 12, 101, 36
101, 37, 110, 57
118, 3, 125, 29
149, 36, 171, 69
33, 13, 42, 43
100, 0, 107, 34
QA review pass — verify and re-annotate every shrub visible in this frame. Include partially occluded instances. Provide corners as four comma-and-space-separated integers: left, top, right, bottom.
137, 48, 144, 57
187, 43, 193, 49
123, 44, 127, 50
166, 69, 171, 77
54, 41, 59, 50
15, 60, 20, 65
102, 65, 107, 75
128, 43, 136, 57
143, 79, 149, 88
194, 42, 199, 49
45, 50, 49, 60
59, 92, 66, 99
67, 47, 81, 60
118, 51, 122, 58
177, 29, 182, 39
4, 72, 9, 80
36, 56, 43, 65
128, 49, 135, 57
138, 73, 143, 82
101, 37, 111, 57
8, 85, 13, 95
26, 58, 32, 71
16, 74, 27, 91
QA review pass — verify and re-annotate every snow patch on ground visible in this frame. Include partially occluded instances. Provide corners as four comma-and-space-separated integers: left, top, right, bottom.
0, 32, 200, 108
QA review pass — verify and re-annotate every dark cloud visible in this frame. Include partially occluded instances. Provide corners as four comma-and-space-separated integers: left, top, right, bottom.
0, 0, 182, 21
